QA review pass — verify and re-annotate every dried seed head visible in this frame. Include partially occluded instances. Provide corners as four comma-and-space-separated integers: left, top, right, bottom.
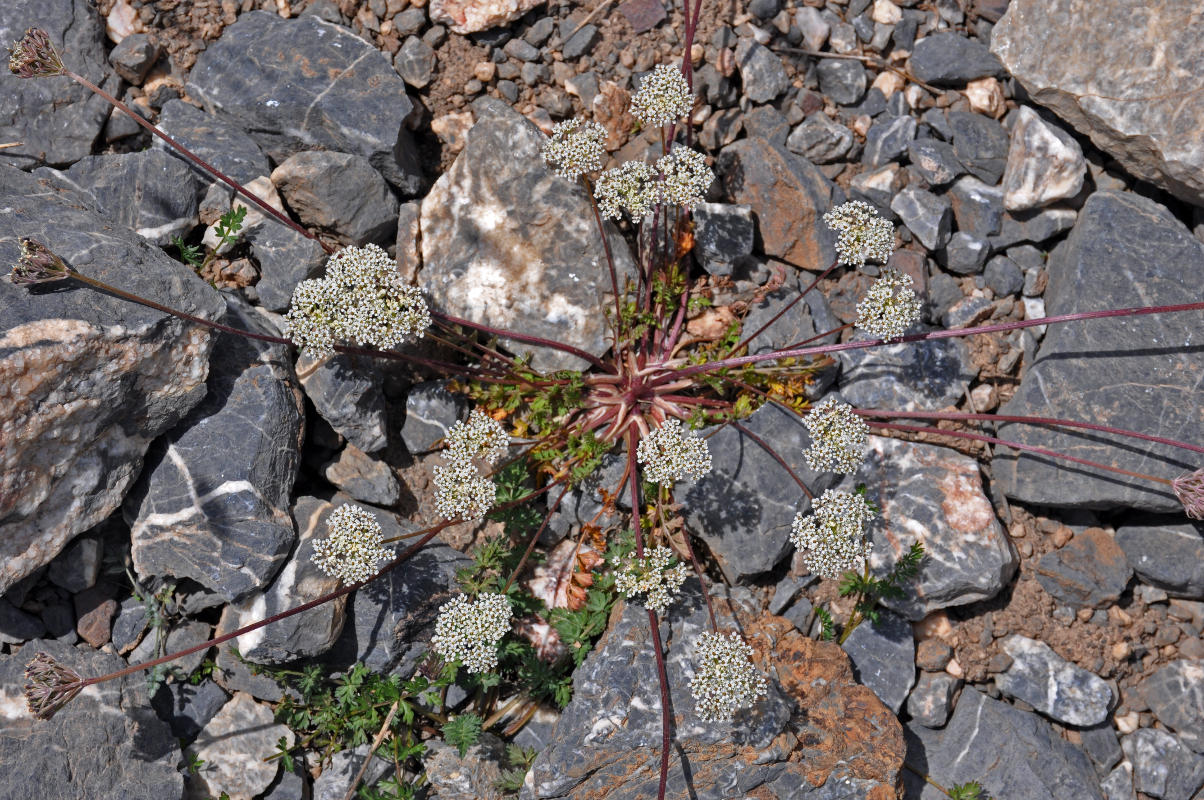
433, 459, 497, 521
541, 118, 607, 180
311, 504, 394, 585
655, 145, 713, 209
803, 397, 868, 474
789, 489, 875, 579
823, 200, 895, 267
631, 63, 694, 128
445, 408, 510, 465
637, 418, 713, 485
1173, 468, 1204, 520
430, 593, 513, 673
614, 546, 690, 614
23, 651, 83, 720
594, 160, 659, 220
8, 28, 65, 79
689, 631, 768, 722
10, 238, 72, 285
855, 268, 922, 341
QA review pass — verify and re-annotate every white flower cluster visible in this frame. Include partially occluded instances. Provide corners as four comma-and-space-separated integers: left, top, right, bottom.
856, 268, 922, 341
311, 504, 394, 585
822, 200, 895, 267
689, 631, 769, 722
631, 63, 695, 127
541, 118, 607, 180
594, 160, 659, 219
285, 244, 431, 359
637, 419, 713, 485
656, 146, 712, 208
803, 397, 868, 474
433, 409, 507, 520
789, 489, 875, 579
430, 592, 513, 673
614, 546, 690, 614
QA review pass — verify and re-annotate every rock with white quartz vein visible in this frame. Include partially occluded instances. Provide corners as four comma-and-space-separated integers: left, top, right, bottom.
1001, 106, 1086, 211
995, 635, 1113, 726
429, 0, 543, 34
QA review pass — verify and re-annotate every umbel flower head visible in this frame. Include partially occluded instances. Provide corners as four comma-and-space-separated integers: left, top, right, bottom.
789, 489, 875, 579
614, 546, 690, 614
689, 631, 769, 722
637, 418, 713, 485
541, 118, 607, 180
803, 396, 869, 474
445, 408, 510, 464
631, 63, 694, 128
433, 459, 497, 521
595, 160, 659, 220
285, 243, 431, 358
1173, 468, 1204, 520
855, 268, 922, 341
823, 200, 895, 267
430, 592, 514, 673
23, 651, 83, 720
655, 145, 713, 209
8, 28, 65, 78
311, 504, 394, 585
10, 237, 73, 285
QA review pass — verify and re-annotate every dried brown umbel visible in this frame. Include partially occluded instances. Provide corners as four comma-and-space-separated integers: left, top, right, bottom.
23, 651, 84, 720
7, 28, 65, 79
10, 237, 73, 285
1173, 468, 1204, 520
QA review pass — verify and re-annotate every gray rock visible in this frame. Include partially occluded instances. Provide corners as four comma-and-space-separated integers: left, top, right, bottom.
890, 186, 952, 250
1116, 521, 1204, 598
816, 58, 867, 105
127, 618, 212, 677
299, 352, 389, 454
324, 445, 401, 506
718, 137, 838, 270
312, 745, 392, 800
1033, 527, 1131, 608
852, 436, 1016, 620
904, 687, 1104, 799
921, 107, 955, 142
940, 231, 990, 275
786, 114, 855, 164
988, 206, 1077, 249
562, 24, 599, 59
948, 175, 1004, 236
246, 219, 330, 312
503, 38, 539, 62
794, 6, 830, 51
693, 202, 756, 276
421, 106, 636, 372
684, 402, 838, 583
742, 105, 790, 149
545, 452, 628, 541
109, 596, 148, 654
698, 106, 745, 151
744, 279, 840, 366
0, 638, 183, 799
393, 7, 427, 36
0, 163, 223, 595
1142, 659, 1204, 753
736, 38, 790, 104
108, 33, 159, 85
155, 99, 272, 191
400, 380, 467, 455
0, 0, 116, 168
271, 150, 399, 246
186, 11, 423, 195
926, 271, 963, 323
995, 634, 1113, 725
395, 200, 422, 283
1002, 106, 1086, 211
907, 138, 963, 186
46, 535, 101, 593
948, 110, 1010, 184
841, 609, 915, 712
853, 87, 887, 118
563, 71, 599, 111
905, 671, 960, 728
991, 0, 1204, 206
942, 295, 994, 329
863, 114, 916, 168
0, 596, 45, 644
1121, 728, 1204, 800
908, 31, 1004, 86
1101, 762, 1137, 800
425, 731, 508, 800
850, 163, 905, 214
994, 192, 1204, 513
37, 149, 201, 245
839, 335, 974, 411
395, 36, 437, 89
186, 692, 293, 800
127, 294, 302, 602
1080, 721, 1124, 778
151, 678, 231, 740
983, 254, 1024, 296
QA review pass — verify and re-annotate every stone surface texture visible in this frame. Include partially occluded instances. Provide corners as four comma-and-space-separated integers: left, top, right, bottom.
1115, 521, 1204, 598
1033, 527, 1132, 608
1121, 728, 1204, 800
840, 609, 915, 713
186, 691, 294, 800
1141, 659, 1204, 753
991, 0, 1204, 205
429, 0, 543, 33
1001, 106, 1086, 211
995, 634, 1113, 726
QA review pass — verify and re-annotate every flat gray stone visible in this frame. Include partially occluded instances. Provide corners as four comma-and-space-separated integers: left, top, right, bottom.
298, 352, 389, 454
908, 31, 1004, 86
948, 175, 1004, 237
246, 220, 330, 312
940, 231, 990, 275
906, 671, 959, 728
1002, 106, 1086, 211
787, 114, 855, 164
948, 111, 1010, 184
863, 115, 916, 169
890, 186, 952, 250
991, 0, 1204, 205
995, 191, 1204, 513
1033, 527, 1131, 608
908, 138, 963, 187
399, 380, 466, 455
151, 678, 230, 741
323, 446, 401, 506
1121, 728, 1204, 800
155, 99, 271, 189
693, 202, 756, 276
996, 634, 1113, 726
736, 38, 790, 104
186, 692, 293, 800
816, 58, 866, 105
838, 335, 974, 412
841, 608, 915, 712
1142, 659, 1204, 753
271, 150, 399, 246
1115, 521, 1204, 598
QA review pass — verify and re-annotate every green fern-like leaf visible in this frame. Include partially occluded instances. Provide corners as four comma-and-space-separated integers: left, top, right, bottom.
442, 713, 483, 758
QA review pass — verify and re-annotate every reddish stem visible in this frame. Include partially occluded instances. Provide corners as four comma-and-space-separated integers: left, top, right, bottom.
726, 260, 840, 358
431, 310, 610, 372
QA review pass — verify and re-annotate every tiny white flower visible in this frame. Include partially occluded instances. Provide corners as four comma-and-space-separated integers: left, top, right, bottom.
541, 118, 607, 180
614, 546, 690, 614
637, 419, 713, 485
689, 631, 768, 722
631, 63, 694, 128
595, 160, 659, 220
789, 489, 875, 579
311, 504, 394, 585
855, 268, 922, 341
430, 593, 513, 673
655, 145, 713, 209
433, 459, 497, 521
445, 408, 510, 464
823, 200, 895, 267
803, 397, 869, 474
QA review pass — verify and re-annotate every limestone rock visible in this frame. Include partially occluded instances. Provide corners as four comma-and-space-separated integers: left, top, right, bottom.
429, 0, 543, 34
271, 151, 399, 246
1033, 527, 1131, 608
1142, 659, 1204, 753
995, 634, 1113, 726
1001, 106, 1086, 211
186, 692, 294, 800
